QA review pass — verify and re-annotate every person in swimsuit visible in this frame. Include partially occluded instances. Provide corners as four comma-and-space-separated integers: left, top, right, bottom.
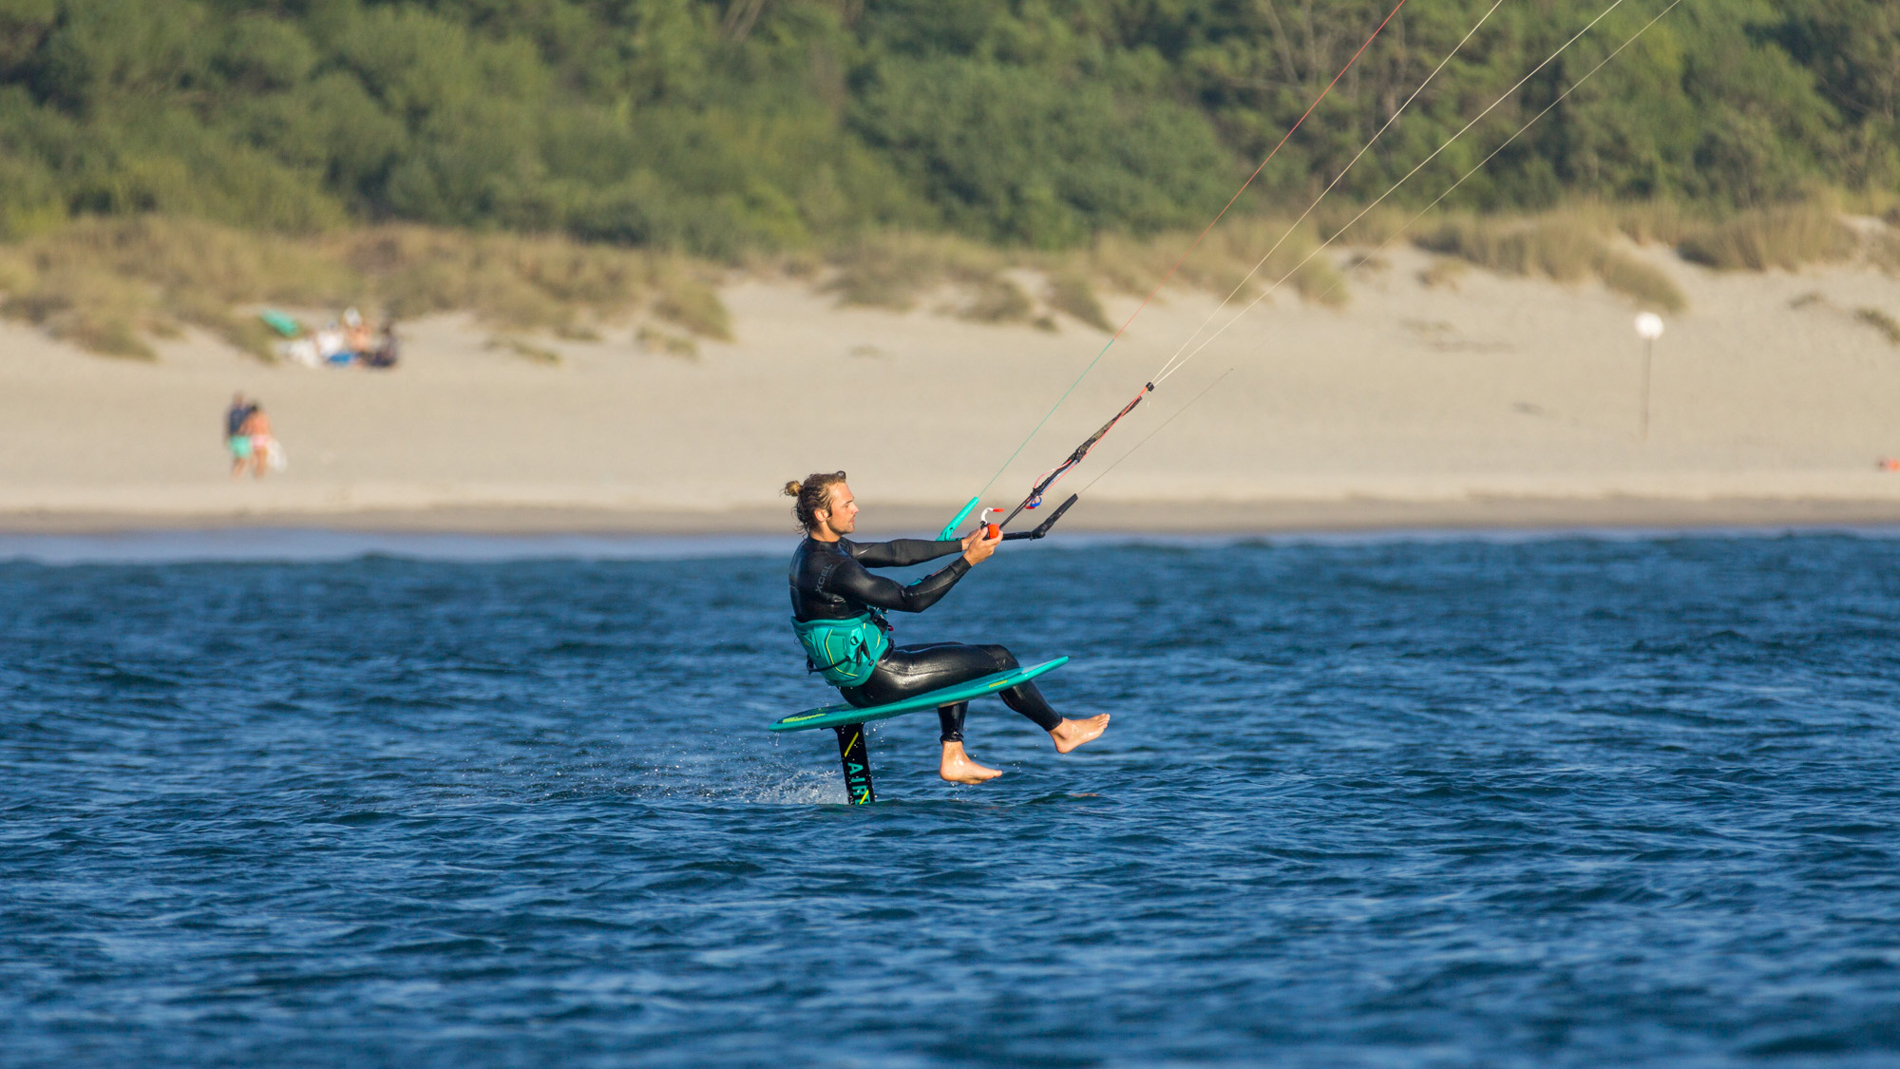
785, 471, 1109, 784
239, 404, 276, 479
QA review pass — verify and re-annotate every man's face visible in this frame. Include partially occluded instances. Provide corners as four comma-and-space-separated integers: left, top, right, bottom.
818, 483, 858, 536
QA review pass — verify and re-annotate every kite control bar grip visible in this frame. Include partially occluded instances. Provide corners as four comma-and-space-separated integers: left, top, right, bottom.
1003, 494, 1078, 540
976, 508, 1003, 540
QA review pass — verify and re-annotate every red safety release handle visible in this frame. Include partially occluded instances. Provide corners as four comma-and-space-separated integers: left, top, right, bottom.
978, 508, 1002, 540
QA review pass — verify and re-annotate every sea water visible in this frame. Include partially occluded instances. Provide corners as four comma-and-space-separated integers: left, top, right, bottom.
3, 532, 1897, 1067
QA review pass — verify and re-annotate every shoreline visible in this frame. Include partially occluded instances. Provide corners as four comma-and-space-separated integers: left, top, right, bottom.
8, 495, 1900, 537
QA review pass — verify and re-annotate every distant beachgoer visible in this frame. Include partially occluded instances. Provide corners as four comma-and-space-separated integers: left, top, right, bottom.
343, 308, 374, 357
364, 322, 400, 369
225, 393, 256, 478
315, 325, 349, 366
240, 405, 278, 479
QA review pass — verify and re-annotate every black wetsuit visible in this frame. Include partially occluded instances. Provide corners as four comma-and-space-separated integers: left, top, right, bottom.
789, 536, 1062, 742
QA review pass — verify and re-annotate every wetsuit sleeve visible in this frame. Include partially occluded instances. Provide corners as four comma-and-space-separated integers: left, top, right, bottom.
846, 538, 963, 568
829, 553, 971, 613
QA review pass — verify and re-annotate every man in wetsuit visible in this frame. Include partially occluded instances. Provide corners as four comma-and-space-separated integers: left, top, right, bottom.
785, 471, 1109, 784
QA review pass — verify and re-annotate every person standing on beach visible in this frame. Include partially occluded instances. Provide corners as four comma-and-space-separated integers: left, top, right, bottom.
225, 393, 255, 478
239, 404, 278, 479
785, 471, 1108, 784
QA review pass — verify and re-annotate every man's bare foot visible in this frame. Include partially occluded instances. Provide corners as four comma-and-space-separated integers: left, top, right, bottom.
940, 742, 1003, 784
1050, 714, 1110, 754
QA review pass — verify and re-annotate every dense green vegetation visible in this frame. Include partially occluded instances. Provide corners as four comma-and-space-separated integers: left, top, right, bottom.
0, 0, 1895, 253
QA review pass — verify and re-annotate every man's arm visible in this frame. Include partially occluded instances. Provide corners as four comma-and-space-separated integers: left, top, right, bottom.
845, 538, 963, 569
829, 554, 971, 614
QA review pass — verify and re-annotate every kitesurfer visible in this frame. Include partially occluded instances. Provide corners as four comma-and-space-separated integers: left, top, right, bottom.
785, 471, 1109, 785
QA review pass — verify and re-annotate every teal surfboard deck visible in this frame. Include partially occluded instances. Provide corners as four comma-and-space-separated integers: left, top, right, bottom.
770, 657, 1069, 733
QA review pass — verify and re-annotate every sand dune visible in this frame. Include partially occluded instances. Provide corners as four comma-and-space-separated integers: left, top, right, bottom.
3, 246, 1899, 534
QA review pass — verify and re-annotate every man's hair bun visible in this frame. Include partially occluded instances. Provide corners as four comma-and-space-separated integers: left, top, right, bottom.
785, 471, 848, 530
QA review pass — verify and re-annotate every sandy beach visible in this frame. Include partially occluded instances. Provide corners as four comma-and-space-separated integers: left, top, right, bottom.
4, 244, 1899, 535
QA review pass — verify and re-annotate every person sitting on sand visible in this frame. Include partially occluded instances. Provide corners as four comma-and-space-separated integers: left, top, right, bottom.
785, 471, 1108, 784
239, 404, 277, 479
364, 322, 399, 369
343, 307, 374, 358
225, 392, 255, 478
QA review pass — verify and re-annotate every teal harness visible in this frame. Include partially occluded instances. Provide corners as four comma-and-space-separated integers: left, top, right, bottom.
791, 611, 891, 688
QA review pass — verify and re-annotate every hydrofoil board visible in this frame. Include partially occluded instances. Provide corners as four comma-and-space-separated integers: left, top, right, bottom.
770, 657, 1069, 733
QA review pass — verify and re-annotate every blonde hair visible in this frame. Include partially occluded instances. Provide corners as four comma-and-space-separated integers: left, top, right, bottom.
784, 471, 848, 530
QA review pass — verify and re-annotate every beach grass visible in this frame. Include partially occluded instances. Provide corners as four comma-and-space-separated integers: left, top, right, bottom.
1676, 203, 1857, 271
2, 199, 1894, 360
1871, 233, 1900, 275
1402, 198, 1900, 313
636, 325, 700, 358
1857, 308, 1900, 347
1593, 254, 1688, 314
489, 335, 563, 366
0, 217, 727, 361
1417, 258, 1470, 290
818, 232, 1051, 327
1093, 215, 1348, 307
957, 276, 1035, 324
1043, 271, 1113, 331
1415, 213, 1689, 313
823, 217, 1352, 333
1316, 203, 1413, 248
650, 273, 733, 342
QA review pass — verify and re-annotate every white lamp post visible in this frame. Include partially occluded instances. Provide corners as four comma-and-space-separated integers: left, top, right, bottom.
1635, 313, 1665, 442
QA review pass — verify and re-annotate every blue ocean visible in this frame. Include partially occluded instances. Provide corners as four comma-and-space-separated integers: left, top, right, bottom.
4, 531, 1898, 1067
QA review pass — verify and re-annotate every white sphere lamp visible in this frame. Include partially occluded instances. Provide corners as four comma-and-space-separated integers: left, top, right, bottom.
1634, 314, 1665, 441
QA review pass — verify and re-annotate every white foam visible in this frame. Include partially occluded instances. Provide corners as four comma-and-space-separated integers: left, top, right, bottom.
729, 767, 849, 806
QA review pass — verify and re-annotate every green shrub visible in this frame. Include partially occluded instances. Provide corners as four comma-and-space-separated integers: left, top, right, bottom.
0, 154, 63, 240
852, 57, 1234, 248
0, 0, 1896, 256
